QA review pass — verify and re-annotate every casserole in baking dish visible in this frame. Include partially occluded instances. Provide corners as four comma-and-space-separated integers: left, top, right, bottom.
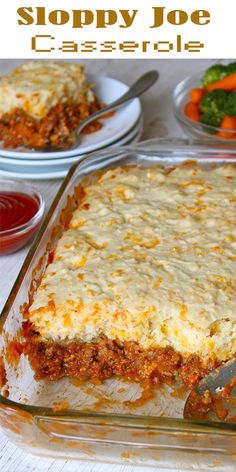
1, 140, 236, 469
24, 161, 236, 388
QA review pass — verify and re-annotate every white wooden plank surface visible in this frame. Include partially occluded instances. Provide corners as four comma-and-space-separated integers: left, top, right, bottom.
0, 58, 215, 472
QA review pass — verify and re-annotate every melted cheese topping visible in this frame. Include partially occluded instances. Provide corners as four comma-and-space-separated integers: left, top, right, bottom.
0, 61, 95, 119
29, 164, 236, 361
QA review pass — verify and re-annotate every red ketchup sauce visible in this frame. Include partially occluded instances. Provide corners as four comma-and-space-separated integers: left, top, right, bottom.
0, 191, 40, 255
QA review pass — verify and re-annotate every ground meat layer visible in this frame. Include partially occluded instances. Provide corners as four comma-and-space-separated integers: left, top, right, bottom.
0, 99, 102, 149
22, 323, 218, 388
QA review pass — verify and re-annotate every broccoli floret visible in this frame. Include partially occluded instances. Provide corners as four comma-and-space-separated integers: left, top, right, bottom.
200, 113, 222, 128
224, 90, 236, 117
199, 90, 228, 112
226, 62, 236, 74
199, 90, 228, 126
201, 65, 228, 88
201, 63, 236, 88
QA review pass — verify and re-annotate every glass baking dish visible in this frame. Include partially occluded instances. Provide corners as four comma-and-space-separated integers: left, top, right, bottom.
1, 138, 236, 470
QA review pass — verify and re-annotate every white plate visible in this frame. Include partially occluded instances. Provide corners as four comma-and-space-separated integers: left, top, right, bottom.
2, 112, 141, 164
0, 127, 143, 180
0, 76, 141, 160
0, 117, 143, 169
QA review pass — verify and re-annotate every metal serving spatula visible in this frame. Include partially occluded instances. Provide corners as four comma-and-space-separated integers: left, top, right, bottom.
184, 358, 236, 422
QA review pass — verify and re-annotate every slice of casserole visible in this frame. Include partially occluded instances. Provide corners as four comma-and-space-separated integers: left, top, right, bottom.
0, 61, 101, 149
24, 163, 236, 387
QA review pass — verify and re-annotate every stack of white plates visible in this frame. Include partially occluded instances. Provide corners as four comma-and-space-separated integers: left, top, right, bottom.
0, 76, 143, 180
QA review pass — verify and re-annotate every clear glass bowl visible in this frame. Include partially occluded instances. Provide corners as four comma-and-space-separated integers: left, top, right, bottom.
0, 179, 45, 255
173, 71, 236, 142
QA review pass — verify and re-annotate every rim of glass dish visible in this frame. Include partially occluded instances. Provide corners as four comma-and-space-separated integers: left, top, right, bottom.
1, 139, 236, 434
173, 72, 236, 137
0, 179, 45, 236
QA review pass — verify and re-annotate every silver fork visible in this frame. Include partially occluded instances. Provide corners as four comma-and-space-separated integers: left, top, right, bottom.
69, 70, 159, 150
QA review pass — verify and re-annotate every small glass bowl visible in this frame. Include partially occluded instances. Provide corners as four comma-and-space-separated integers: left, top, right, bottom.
0, 179, 45, 255
173, 72, 236, 142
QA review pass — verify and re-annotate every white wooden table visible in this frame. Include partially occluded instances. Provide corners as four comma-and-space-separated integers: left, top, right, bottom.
0, 58, 215, 472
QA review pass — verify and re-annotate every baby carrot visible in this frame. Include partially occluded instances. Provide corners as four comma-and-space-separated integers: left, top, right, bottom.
189, 88, 206, 104
207, 73, 236, 91
184, 102, 200, 122
221, 115, 236, 129
216, 115, 236, 138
